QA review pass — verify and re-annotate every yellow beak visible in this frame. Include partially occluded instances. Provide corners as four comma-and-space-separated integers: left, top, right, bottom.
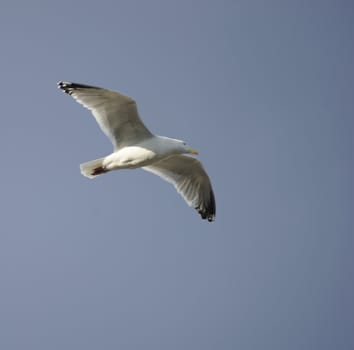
189, 149, 199, 155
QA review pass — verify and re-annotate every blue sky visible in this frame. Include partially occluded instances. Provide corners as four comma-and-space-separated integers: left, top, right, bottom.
0, 1, 353, 349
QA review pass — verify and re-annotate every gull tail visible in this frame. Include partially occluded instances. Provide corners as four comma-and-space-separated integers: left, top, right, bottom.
80, 157, 108, 179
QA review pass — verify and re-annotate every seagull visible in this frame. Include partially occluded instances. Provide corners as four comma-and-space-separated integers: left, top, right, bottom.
57, 81, 215, 221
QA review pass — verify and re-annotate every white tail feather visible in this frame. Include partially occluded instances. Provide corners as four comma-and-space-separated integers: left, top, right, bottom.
80, 157, 106, 179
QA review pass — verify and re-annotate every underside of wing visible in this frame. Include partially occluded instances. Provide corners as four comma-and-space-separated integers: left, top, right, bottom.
58, 81, 153, 148
143, 155, 216, 221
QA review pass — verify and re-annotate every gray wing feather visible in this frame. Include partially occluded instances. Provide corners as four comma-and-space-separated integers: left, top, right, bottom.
143, 155, 216, 221
58, 82, 153, 148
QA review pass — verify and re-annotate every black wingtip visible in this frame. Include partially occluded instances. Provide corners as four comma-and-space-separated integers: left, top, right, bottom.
197, 187, 216, 222
57, 81, 99, 95
57, 81, 74, 95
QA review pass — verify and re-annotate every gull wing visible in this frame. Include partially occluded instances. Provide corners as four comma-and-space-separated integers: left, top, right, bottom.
58, 81, 153, 148
143, 155, 216, 221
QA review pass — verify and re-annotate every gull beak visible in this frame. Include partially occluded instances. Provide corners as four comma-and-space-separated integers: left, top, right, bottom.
189, 149, 199, 155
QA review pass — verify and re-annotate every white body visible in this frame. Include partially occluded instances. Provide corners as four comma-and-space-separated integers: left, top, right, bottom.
103, 136, 183, 170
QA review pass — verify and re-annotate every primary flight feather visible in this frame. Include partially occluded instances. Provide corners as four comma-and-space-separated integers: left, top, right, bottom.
58, 81, 215, 221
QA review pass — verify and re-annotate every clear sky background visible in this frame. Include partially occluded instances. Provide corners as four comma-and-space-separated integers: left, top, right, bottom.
0, 1, 353, 349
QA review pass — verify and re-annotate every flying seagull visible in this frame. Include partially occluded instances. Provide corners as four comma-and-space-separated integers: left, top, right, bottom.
57, 81, 216, 221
